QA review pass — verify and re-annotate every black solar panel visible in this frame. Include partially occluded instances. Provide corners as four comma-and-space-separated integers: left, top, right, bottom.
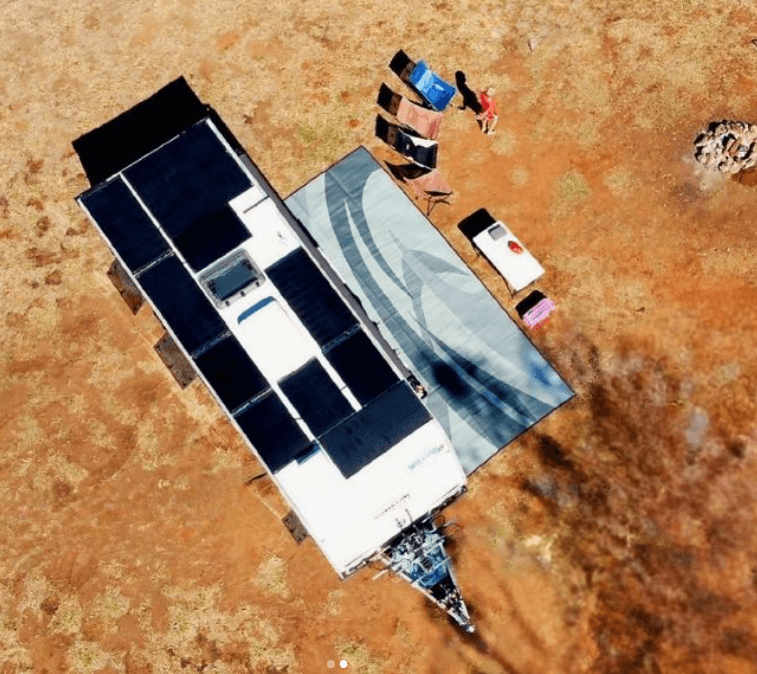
124, 122, 251, 240
279, 359, 354, 437
193, 334, 269, 412
138, 255, 227, 355
320, 382, 432, 479
72, 77, 208, 186
325, 331, 400, 405
266, 249, 357, 346
234, 392, 311, 473
81, 178, 169, 273
173, 204, 251, 272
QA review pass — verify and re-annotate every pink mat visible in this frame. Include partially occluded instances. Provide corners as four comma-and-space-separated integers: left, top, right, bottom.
522, 299, 555, 329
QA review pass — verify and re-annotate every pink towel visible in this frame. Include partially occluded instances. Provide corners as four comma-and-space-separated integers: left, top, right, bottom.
397, 98, 443, 140
523, 299, 555, 328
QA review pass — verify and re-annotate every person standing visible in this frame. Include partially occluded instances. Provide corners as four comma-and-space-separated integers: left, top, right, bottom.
477, 86, 498, 134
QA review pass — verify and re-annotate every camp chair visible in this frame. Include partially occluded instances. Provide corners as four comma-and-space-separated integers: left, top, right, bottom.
401, 165, 453, 216
389, 50, 457, 112
515, 290, 555, 329
377, 84, 443, 140
375, 115, 438, 169
389, 49, 417, 82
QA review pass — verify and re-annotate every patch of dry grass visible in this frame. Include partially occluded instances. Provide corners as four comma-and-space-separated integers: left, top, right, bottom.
141, 583, 298, 674
488, 502, 518, 552
68, 639, 119, 674
47, 452, 89, 486
100, 560, 126, 580
698, 246, 757, 282
551, 169, 592, 217
255, 555, 290, 598
576, 121, 601, 149
18, 568, 54, 615
0, 581, 32, 671
603, 167, 638, 198
510, 166, 530, 187
13, 416, 44, 453
50, 594, 83, 635
90, 585, 130, 629
209, 447, 240, 475
325, 588, 344, 616
334, 638, 382, 674
490, 128, 518, 157
137, 419, 178, 471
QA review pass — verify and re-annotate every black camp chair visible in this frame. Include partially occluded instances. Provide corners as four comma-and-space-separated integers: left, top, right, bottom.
377, 82, 403, 117
389, 49, 417, 83
375, 115, 438, 169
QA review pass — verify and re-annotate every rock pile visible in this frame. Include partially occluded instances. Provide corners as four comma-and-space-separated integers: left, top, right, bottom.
694, 120, 757, 173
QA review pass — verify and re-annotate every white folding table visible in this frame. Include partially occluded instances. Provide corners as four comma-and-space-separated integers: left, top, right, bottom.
472, 221, 544, 295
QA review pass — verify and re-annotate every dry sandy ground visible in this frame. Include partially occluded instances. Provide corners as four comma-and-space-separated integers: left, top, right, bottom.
2, 0, 757, 672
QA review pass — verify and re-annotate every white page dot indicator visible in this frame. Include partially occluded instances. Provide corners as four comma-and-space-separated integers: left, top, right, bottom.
340, 661, 347, 668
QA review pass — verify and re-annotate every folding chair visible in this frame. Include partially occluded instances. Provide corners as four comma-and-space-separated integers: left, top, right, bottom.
375, 115, 438, 169
377, 84, 443, 140
402, 166, 453, 216
389, 49, 416, 82
389, 50, 457, 112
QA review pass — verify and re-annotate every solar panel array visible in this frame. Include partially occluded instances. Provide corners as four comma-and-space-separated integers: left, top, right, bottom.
235, 392, 312, 473
83, 178, 170, 274
79, 119, 288, 462
138, 255, 227, 355
266, 248, 359, 348
324, 330, 400, 406
320, 382, 431, 479
193, 334, 268, 413
279, 359, 355, 437
79, 115, 426, 481
265, 248, 418, 476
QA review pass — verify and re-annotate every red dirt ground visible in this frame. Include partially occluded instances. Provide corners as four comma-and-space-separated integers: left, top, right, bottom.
2, 1, 757, 673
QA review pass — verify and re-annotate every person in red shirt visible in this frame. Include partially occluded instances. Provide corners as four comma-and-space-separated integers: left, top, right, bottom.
477, 86, 498, 134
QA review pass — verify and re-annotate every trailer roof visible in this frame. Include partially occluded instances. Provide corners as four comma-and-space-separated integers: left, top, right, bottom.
76, 113, 466, 576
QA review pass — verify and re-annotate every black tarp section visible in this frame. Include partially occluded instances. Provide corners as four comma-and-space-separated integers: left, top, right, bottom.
80, 178, 169, 273
138, 255, 226, 355
234, 392, 311, 473
279, 359, 354, 437
325, 330, 399, 406
457, 208, 497, 241
320, 382, 431, 479
73, 77, 208, 186
265, 248, 357, 347
193, 334, 269, 412
124, 122, 251, 240
173, 204, 251, 272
